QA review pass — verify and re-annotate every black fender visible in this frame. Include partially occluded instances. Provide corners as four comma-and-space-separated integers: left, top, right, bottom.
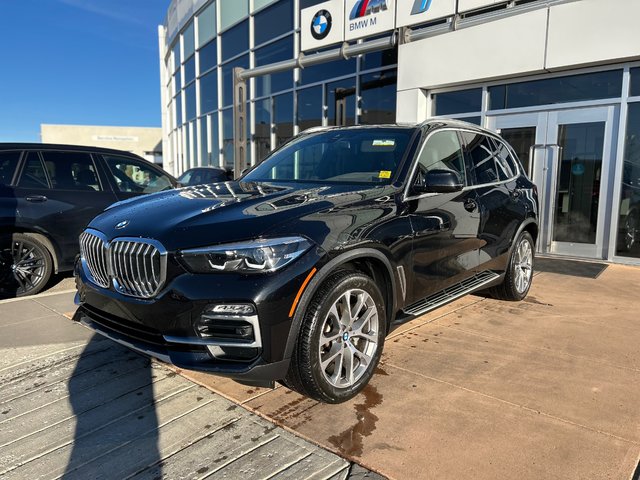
509, 217, 539, 257
282, 248, 398, 361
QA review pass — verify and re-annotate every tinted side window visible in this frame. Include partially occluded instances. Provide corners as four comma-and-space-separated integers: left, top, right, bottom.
494, 139, 518, 181
0, 151, 21, 185
104, 155, 173, 194
40, 151, 102, 191
461, 132, 501, 185
416, 130, 466, 185
18, 152, 50, 189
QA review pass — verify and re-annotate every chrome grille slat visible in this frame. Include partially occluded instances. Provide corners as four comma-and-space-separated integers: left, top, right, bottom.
80, 232, 109, 289
80, 230, 166, 299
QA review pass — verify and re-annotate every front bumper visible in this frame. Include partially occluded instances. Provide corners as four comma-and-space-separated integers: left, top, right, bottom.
74, 247, 325, 383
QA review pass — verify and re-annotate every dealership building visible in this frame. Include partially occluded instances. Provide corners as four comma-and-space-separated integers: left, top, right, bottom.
159, 0, 640, 264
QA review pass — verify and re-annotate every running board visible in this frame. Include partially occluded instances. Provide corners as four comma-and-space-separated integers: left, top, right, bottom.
402, 270, 500, 317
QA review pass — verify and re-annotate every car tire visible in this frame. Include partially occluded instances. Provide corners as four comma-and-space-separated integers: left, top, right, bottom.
0, 233, 53, 298
490, 231, 534, 302
284, 270, 386, 404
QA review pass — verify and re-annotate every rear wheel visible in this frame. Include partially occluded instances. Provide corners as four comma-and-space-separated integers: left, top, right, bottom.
0, 233, 53, 298
491, 231, 534, 301
285, 270, 386, 403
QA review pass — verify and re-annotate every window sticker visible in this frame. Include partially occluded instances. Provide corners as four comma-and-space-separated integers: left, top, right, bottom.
378, 170, 392, 179
372, 139, 396, 147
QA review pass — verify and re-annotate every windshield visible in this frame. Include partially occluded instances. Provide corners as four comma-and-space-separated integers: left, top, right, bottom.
243, 128, 416, 185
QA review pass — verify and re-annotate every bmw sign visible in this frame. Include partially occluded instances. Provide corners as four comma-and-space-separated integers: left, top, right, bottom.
311, 10, 332, 40
300, 0, 345, 51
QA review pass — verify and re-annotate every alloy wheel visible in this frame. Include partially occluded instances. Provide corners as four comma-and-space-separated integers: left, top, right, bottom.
514, 238, 533, 294
623, 214, 637, 251
0, 239, 47, 296
318, 288, 379, 389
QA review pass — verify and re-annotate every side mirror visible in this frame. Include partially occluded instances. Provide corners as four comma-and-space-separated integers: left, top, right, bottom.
413, 169, 464, 194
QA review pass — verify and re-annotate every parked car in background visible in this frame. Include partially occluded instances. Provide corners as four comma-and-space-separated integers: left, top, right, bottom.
75, 120, 538, 403
0, 144, 177, 297
177, 167, 233, 187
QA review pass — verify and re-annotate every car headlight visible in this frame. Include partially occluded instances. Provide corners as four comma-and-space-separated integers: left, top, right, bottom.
179, 236, 312, 273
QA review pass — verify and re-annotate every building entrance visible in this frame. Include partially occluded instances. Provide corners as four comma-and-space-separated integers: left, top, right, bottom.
488, 106, 617, 259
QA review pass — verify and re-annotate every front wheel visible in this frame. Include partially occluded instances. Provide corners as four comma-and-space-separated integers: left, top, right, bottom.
0, 233, 53, 298
285, 270, 386, 403
491, 231, 534, 301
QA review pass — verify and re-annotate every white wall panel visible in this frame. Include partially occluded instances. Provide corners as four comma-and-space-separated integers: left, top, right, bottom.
396, 89, 428, 123
546, 0, 640, 70
398, 9, 548, 91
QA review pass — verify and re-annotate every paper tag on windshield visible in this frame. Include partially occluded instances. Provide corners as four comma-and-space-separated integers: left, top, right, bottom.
372, 139, 395, 147
379, 171, 392, 179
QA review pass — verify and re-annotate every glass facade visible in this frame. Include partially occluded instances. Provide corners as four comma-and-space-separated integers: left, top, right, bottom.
162, 0, 398, 175
617, 103, 640, 258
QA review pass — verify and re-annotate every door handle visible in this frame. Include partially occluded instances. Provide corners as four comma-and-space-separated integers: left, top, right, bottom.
26, 195, 48, 203
463, 198, 477, 212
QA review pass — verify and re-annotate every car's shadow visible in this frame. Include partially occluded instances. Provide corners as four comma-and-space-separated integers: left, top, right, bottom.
62, 333, 162, 479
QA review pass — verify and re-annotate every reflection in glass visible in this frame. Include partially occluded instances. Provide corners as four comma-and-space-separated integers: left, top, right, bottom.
185, 83, 196, 121
199, 39, 217, 75
631, 67, 640, 97
300, 57, 356, 86
433, 88, 482, 116
254, 36, 293, 98
616, 103, 640, 257
174, 70, 181, 92
361, 48, 397, 72
254, 99, 271, 163
172, 42, 180, 72
360, 69, 397, 125
176, 92, 183, 126
327, 78, 356, 126
199, 117, 207, 166
553, 122, 605, 245
221, 20, 249, 62
500, 127, 536, 177
254, 0, 293, 46
184, 57, 195, 85
274, 92, 293, 147
297, 86, 323, 132
200, 70, 217, 114
208, 114, 220, 166
197, 2, 216, 48
220, 0, 248, 32
489, 70, 623, 110
183, 22, 195, 60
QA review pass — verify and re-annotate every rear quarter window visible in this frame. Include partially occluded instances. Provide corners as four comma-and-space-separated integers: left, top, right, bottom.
0, 151, 21, 185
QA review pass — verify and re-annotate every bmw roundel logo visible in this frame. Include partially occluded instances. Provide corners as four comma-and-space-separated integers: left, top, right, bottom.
311, 9, 332, 40
115, 220, 130, 230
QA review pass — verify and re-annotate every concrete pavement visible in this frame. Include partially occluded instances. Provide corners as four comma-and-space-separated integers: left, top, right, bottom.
1, 264, 639, 479
179, 265, 640, 480
0, 292, 361, 479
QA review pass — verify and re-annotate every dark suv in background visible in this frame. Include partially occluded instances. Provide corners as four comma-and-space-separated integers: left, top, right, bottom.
75, 121, 538, 403
0, 144, 176, 297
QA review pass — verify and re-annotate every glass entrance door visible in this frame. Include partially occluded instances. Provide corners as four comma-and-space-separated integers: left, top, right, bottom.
487, 106, 616, 259
545, 108, 615, 257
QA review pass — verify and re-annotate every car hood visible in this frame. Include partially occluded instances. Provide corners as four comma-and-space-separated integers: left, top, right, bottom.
88, 181, 398, 251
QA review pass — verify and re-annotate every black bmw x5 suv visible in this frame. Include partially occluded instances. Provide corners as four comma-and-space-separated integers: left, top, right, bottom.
75, 120, 538, 403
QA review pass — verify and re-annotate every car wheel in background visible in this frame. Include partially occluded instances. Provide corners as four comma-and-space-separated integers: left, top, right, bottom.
285, 270, 386, 404
490, 231, 534, 302
0, 233, 53, 298
619, 211, 638, 252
